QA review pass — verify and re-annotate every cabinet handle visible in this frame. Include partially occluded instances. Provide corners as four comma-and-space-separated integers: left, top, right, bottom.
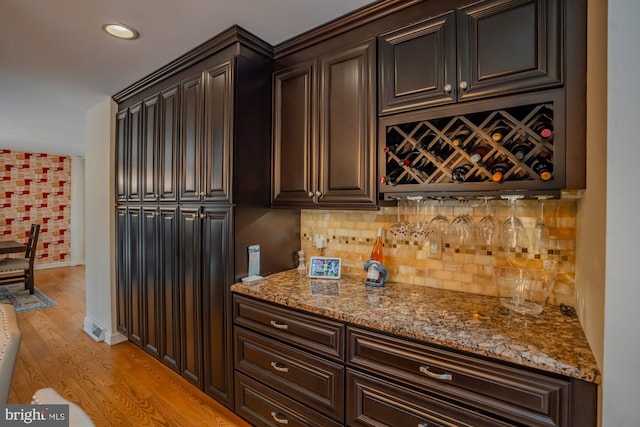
419, 365, 452, 381
418, 424, 430, 427
270, 412, 289, 425
270, 361, 289, 373
459, 81, 468, 91
269, 320, 289, 330
443, 83, 452, 93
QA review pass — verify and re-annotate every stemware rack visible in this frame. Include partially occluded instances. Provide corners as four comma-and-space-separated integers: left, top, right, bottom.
379, 100, 564, 199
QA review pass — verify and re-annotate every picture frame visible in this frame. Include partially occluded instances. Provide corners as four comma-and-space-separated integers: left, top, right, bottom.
308, 256, 342, 279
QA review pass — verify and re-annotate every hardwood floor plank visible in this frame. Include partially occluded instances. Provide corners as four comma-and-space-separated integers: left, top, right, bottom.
8, 266, 250, 427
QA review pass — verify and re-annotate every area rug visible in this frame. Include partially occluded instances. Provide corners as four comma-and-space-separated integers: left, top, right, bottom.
0, 283, 57, 313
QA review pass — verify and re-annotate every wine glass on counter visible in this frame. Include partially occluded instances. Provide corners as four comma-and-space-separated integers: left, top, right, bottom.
477, 196, 499, 245
531, 195, 552, 253
501, 195, 527, 248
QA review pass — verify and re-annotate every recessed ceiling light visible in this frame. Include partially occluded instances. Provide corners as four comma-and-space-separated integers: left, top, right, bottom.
101, 22, 139, 40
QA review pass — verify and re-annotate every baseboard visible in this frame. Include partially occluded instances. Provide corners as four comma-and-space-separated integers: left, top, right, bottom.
106, 331, 128, 346
34, 261, 71, 270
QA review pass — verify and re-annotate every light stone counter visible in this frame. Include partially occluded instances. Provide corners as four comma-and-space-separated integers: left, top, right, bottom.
231, 269, 601, 384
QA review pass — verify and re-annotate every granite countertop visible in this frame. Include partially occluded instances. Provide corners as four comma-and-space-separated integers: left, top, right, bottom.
231, 269, 601, 384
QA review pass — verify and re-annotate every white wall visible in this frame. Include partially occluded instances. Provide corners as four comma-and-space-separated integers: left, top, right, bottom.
83, 97, 126, 345
70, 156, 85, 266
603, 0, 640, 425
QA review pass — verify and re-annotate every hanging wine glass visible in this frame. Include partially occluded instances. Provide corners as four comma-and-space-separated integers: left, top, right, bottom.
389, 198, 410, 240
531, 195, 552, 253
477, 196, 499, 245
501, 195, 527, 248
448, 198, 473, 245
408, 196, 429, 244
429, 197, 450, 237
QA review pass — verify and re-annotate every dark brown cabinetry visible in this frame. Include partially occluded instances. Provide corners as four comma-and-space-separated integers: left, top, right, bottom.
230, 295, 596, 427
232, 295, 346, 426
114, 27, 300, 410
272, 39, 377, 209
379, 0, 562, 115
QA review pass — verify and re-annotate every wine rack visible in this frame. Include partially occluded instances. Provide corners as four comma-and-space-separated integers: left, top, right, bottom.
379, 101, 560, 197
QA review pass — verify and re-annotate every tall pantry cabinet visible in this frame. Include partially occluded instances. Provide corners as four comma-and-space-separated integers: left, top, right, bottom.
113, 26, 300, 410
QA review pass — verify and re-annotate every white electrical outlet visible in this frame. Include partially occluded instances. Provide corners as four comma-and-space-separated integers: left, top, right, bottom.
427, 236, 442, 259
314, 234, 326, 249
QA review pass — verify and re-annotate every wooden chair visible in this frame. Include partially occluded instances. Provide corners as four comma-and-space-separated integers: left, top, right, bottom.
0, 224, 40, 294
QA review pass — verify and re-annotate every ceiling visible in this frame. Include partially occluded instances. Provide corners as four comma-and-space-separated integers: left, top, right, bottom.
0, 0, 377, 157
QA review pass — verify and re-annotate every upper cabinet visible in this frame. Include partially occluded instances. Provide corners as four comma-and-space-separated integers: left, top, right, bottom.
272, 39, 377, 210
379, 0, 562, 115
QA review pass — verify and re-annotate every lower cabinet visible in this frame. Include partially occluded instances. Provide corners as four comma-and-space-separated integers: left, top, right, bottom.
231, 294, 597, 427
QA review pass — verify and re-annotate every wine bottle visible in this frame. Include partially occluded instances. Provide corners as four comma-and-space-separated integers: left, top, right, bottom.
451, 164, 473, 183
489, 161, 510, 182
380, 166, 410, 186
531, 116, 553, 139
490, 121, 511, 142
366, 227, 385, 285
450, 128, 473, 148
509, 139, 533, 160
530, 156, 553, 181
468, 144, 491, 164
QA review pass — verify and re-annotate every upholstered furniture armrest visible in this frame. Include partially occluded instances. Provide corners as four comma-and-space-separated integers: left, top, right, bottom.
32, 388, 95, 427
0, 303, 22, 404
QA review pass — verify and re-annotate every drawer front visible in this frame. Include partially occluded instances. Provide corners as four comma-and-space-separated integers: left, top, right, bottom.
346, 369, 515, 427
347, 327, 570, 427
235, 372, 342, 427
235, 327, 344, 421
233, 294, 345, 361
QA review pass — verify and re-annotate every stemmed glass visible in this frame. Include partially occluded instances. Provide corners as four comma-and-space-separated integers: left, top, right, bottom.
531, 195, 552, 253
389, 198, 410, 239
501, 195, 527, 248
448, 198, 473, 245
477, 196, 499, 245
429, 197, 450, 237
407, 196, 430, 243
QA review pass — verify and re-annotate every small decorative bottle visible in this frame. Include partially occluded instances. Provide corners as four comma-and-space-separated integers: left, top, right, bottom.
296, 250, 306, 271
364, 227, 388, 287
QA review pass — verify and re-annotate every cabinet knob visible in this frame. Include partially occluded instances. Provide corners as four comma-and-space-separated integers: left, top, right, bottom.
315, 191, 322, 197
308, 192, 314, 198
459, 81, 468, 91
443, 83, 452, 93
270, 412, 289, 425
200, 191, 206, 197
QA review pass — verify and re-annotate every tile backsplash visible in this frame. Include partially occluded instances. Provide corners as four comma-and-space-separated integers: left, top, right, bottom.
300, 196, 578, 306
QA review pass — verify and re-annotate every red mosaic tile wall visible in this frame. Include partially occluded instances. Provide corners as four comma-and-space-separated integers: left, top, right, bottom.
0, 149, 71, 265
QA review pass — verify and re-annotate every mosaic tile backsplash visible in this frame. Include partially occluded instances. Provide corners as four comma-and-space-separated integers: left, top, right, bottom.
301, 196, 578, 306
0, 149, 71, 265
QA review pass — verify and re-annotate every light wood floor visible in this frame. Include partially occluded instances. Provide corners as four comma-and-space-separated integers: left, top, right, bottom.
9, 265, 251, 427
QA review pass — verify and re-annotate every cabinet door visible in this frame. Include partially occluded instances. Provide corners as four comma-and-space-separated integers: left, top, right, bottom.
142, 95, 160, 202
318, 39, 377, 208
202, 61, 233, 203
378, 12, 457, 114
272, 60, 316, 207
141, 207, 160, 358
457, 0, 562, 101
201, 206, 233, 407
115, 207, 129, 335
128, 103, 142, 202
127, 207, 143, 347
180, 74, 204, 202
178, 207, 202, 388
158, 207, 180, 372
159, 85, 180, 202
115, 110, 128, 202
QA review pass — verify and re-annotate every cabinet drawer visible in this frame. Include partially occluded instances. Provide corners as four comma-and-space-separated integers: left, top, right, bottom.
235, 372, 342, 427
233, 294, 345, 361
348, 327, 570, 427
347, 369, 514, 427
235, 327, 344, 422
